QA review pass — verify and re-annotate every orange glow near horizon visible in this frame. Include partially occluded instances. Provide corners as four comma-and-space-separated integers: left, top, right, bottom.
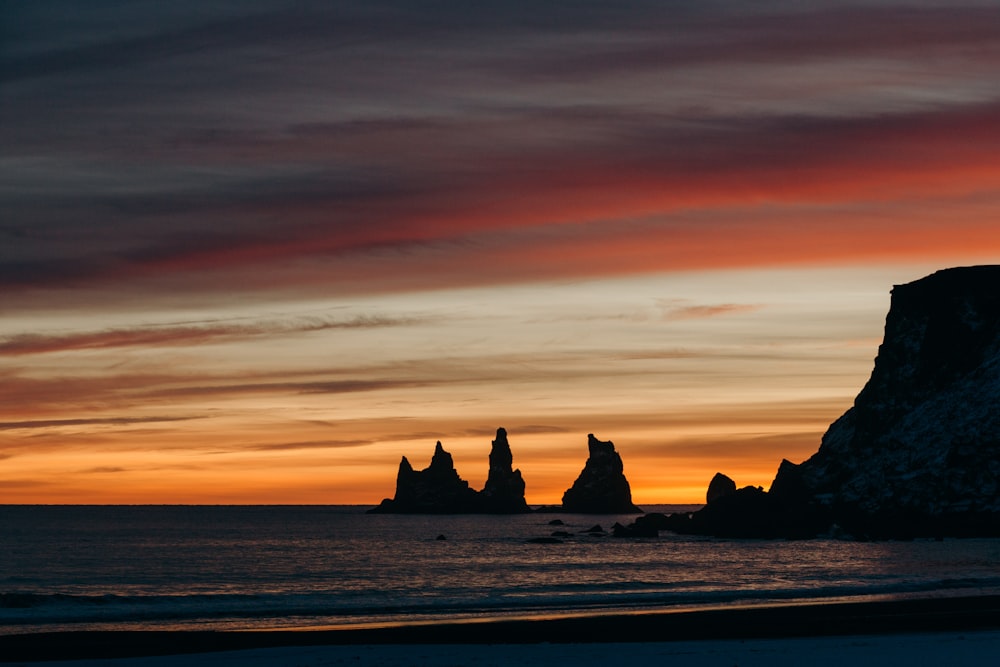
2, 260, 997, 505
6, 3, 1000, 505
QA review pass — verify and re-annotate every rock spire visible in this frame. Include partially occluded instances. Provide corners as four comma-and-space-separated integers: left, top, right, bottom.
368, 428, 530, 514
480, 428, 529, 513
561, 434, 642, 514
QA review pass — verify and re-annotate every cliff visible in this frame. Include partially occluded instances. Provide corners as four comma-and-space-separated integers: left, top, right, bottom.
681, 266, 1000, 538
788, 265, 1000, 536
561, 434, 642, 514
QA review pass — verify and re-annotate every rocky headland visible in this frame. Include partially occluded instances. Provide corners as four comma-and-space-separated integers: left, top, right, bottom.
674, 265, 1000, 539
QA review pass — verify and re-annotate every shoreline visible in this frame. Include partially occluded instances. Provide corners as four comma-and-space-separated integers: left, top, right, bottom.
3, 594, 1000, 663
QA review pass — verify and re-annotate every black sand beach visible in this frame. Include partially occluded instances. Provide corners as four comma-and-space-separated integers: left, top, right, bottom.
3, 595, 999, 663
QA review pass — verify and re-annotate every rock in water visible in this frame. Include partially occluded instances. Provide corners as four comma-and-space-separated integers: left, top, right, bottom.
561, 434, 642, 513
706, 472, 737, 504
368, 428, 531, 514
779, 265, 1000, 537
368, 441, 480, 514
480, 427, 530, 513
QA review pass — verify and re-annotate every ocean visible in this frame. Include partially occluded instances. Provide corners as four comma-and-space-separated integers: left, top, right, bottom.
2, 505, 999, 635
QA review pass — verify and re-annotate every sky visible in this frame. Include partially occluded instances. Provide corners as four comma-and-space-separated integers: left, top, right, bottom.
2, 0, 1000, 505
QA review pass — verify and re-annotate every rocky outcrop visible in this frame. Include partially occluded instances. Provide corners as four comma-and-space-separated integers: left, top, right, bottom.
680, 476, 826, 539
674, 266, 1000, 538
480, 428, 529, 513
706, 472, 737, 504
368, 441, 480, 514
783, 265, 1000, 537
561, 434, 642, 513
368, 428, 531, 514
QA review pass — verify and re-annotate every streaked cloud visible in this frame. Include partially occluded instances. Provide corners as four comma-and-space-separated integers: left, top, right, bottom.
0, 416, 202, 431
2, 1, 996, 503
0, 314, 427, 356
80, 466, 127, 474
245, 439, 375, 452
660, 302, 763, 321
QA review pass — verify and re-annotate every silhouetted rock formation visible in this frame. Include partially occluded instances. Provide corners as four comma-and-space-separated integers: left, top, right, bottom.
612, 512, 671, 537
706, 472, 737, 504
784, 265, 1000, 538
369, 441, 480, 514
680, 477, 824, 539
368, 428, 531, 514
674, 266, 1000, 538
561, 434, 642, 513
479, 428, 529, 513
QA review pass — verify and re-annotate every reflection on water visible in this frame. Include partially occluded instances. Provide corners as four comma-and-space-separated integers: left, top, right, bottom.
2, 505, 998, 633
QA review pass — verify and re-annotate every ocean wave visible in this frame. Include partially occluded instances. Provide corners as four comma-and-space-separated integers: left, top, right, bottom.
4, 576, 1000, 632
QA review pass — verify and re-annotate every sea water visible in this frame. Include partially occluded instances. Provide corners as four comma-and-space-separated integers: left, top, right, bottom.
2, 505, 999, 635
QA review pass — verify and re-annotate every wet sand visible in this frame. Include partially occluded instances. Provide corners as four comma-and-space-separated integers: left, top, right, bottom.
3, 594, 1000, 664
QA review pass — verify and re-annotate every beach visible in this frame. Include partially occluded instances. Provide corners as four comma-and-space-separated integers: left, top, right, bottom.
6, 631, 1000, 667
3, 595, 999, 665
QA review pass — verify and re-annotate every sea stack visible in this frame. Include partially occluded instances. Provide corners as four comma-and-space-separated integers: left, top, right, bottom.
368, 441, 480, 514
706, 472, 737, 504
368, 428, 530, 514
561, 434, 642, 514
480, 428, 530, 513
679, 265, 1000, 538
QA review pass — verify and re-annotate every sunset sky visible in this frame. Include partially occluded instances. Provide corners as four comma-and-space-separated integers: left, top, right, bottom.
3, 1, 1000, 505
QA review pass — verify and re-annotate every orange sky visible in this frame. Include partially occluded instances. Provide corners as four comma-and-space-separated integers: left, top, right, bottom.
3, 1, 1000, 504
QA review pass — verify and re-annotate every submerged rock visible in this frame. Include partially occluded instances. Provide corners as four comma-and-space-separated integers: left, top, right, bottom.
561, 434, 642, 514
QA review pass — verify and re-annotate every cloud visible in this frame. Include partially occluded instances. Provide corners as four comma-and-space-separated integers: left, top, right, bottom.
657, 432, 825, 471
8, 98, 1000, 303
4, 0, 1000, 307
0, 416, 201, 431
0, 480, 49, 489
0, 314, 426, 356
486, 5, 1000, 81
140, 378, 432, 401
245, 439, 374, 452
661, 302, 763, 321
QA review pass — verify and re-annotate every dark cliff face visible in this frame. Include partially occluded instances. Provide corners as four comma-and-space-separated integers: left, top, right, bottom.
682, 266, 1000, 538
561, 434, 642, 514
791, 266, 1000, 527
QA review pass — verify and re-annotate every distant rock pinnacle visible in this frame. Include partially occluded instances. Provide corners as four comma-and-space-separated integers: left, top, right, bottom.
368, 428, 530, 514
369, 441, 480, 514
480, 428, 529, 513
561, 434, 642, 514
